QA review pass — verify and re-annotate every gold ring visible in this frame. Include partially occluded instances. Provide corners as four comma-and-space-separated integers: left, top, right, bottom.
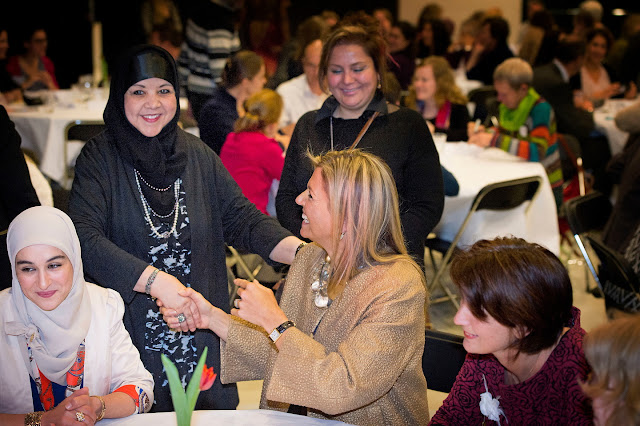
76, 411, 85, 422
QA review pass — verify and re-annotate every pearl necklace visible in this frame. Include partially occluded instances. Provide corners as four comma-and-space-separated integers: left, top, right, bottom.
134, 169, 180, 239
311, 255, 331, 308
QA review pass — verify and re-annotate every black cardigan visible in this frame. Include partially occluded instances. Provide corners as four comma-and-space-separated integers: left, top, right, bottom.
69, 129, 291, 410
276, 93, 444, 263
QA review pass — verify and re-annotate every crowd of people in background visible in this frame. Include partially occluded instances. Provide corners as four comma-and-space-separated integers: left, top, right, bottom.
1, 1, 640, 425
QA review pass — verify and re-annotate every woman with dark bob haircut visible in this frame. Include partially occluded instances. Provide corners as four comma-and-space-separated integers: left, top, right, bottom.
430, 237, 593, 425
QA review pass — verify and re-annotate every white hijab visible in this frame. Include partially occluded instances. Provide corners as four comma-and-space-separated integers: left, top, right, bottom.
4, 206, 91, 385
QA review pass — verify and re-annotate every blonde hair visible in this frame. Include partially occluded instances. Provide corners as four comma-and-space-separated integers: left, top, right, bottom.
493, 57, 533, 90
308, 150, 424, 299
234, 89, 283, 133
581, 314, 640, 426
406, 56, 467, 110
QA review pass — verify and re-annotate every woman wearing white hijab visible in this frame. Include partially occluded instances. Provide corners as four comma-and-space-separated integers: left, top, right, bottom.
0, 206, 153, 425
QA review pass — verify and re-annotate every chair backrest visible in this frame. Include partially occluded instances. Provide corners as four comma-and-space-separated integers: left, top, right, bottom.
564, 192, 612, 236
473, 176, 542, 212
423, 329, 466, 393
65, 121, 105, 142
587, 236, 640, 313
468, 85, 498, 122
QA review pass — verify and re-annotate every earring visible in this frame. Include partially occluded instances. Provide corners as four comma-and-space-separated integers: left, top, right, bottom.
340, 231, 345, 240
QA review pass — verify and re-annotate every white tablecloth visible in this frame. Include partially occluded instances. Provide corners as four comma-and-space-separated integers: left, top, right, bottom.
8, 90, 107, 186
593, 99, 634, 156
99, 410, 348, 425
8, 90, 189, 187
435, 143, 560, 255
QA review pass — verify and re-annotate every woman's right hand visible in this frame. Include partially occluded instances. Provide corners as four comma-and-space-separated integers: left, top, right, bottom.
40, 388, 97, 425
149, 271, 200, 332
161, 288, 230, 340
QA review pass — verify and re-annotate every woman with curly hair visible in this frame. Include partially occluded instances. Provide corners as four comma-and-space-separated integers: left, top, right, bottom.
406, 56, 470, 141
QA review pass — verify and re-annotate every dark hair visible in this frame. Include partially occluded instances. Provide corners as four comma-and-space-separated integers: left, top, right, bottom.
555, 36, 586, 64
383, 71, 402, 105
394, 21, 416, 45
585, 27, 614, 51
573, 9, 595, 31
150, 21, 184, 48
482, 16, 510, 45
424, 19, 452, 56
294, 15, 329, 63
450, 237, 573, 355
220, 50, 264, 89
318, 12, 388, 93
530, 10, 555, 32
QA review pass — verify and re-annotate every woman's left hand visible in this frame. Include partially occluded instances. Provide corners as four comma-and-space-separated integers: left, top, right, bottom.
232, 278, 288, 333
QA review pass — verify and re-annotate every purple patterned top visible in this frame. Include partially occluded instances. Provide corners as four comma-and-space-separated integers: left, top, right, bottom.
429, 307, 593, 425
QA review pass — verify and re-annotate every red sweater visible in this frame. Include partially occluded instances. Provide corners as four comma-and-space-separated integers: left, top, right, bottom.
430, 307, 593, 425
220, 131, 284, 215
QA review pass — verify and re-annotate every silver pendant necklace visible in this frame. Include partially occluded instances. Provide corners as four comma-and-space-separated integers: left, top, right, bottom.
134, 168, 180, 239
311, 255, 331, 308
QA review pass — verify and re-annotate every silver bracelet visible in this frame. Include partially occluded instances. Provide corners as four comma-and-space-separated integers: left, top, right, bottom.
145, 268, 160, 295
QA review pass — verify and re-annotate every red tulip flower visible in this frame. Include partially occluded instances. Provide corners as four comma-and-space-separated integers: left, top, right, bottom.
200, 364, 216, 391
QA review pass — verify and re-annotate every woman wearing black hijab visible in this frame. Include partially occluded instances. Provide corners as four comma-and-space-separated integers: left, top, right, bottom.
68, 45, 301, 412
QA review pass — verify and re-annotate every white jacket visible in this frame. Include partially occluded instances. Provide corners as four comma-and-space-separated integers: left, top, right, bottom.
0, 283, 154, 414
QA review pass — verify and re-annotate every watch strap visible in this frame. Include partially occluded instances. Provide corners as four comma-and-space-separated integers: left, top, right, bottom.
269, 320, 295, 343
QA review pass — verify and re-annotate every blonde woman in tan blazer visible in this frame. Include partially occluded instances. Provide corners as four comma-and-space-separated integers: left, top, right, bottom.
163, 150, 430, 425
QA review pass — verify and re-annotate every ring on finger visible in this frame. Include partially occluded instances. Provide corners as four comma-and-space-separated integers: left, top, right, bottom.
76, 411, 86, 422
177, 313, 186, 323
234, 298, 240, 309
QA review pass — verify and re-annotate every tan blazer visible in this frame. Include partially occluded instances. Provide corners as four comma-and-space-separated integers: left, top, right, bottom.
221, 243, 429, 425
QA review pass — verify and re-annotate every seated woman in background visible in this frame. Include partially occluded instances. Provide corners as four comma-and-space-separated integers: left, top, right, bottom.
7, 26, 58, 92
405, 56, 470, 141
0, 27, 23, 104
221, 88, 285, 216
573, 27, 637, 107
0, 206, 153, 424
581, 314, 640, 426
468, 58, 563, 208
165, 150, 430, 425
199, 51, 266, 154
430, 237, 593, 425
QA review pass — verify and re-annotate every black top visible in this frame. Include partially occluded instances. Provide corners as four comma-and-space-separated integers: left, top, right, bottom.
0, 106, 39, 290
276, 91, 444, 263
533, 62, 594, 141
69, 128, 292, 410
603, 133, 640, 253
0, 59, 19, 94
199, 86, 238, 154
427, 102, 470, 142
467, 43, 514, 85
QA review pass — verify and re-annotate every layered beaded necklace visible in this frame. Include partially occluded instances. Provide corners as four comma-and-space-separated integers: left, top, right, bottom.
134, 168, 180, 239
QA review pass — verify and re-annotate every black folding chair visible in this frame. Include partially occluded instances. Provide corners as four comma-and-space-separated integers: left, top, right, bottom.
426, 176, 543, 307
423, 329, 466, 393
564, 192, 612, 293
587, 236, 640, 314
468, 85, 498, 122
64, 120, 105, 187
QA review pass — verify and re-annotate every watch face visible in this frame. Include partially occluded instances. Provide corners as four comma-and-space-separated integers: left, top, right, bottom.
269, 329, 280, 342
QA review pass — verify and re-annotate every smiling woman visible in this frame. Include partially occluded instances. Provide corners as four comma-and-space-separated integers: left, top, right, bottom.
68, 44, 300, 412
0, 206, 153, 424
276, 13, 444, 268
429, 237, 593, 425
124, 78, 177, 137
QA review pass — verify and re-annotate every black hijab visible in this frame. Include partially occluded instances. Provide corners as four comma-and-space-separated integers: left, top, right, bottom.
104, 44, 186, 189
